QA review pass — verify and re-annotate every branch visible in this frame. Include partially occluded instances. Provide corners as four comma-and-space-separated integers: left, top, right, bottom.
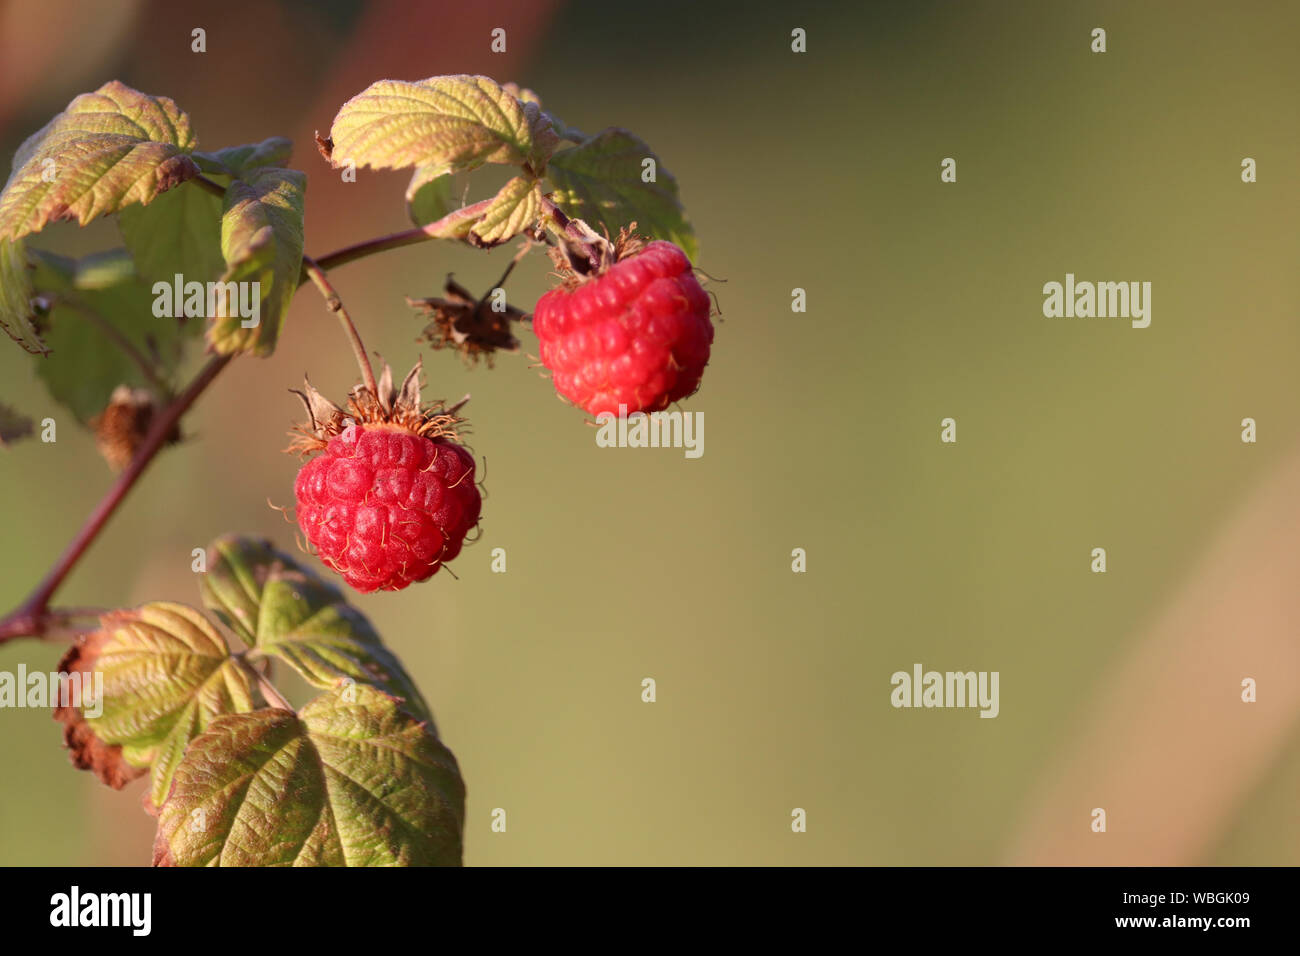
300, 255, 378, 396
311, 198, 493, 271
0, 355, 233, 643
0, 183, 525, 647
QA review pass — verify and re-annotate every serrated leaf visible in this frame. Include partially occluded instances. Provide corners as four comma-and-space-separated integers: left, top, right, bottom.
324, 74, 552, 177
56, 603, 256, 810
546, 128, 696, 260
405, 166, 456, 227
153, 684, 465, 866
209, 167, 306, 356
118, 180, 225, 286
198, 535, 434, 727
469, 175, 541, 247
193, 137, 293, 178
0, 81, 199, 242
28, 248, 192, 422
0, 403, 34, 446
0, 238, 46, 354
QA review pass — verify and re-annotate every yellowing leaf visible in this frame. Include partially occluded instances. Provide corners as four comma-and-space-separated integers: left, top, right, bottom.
56, 603, 256, 810
0, 81, 199, 242
324, 74, 552, 177
470, 175, 541, 247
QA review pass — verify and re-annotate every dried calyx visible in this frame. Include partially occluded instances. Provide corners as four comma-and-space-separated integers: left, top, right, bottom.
287, 359, 464, 455
546, 219, 649, 291
408, 276, 525, 366
91, 385, 181, 471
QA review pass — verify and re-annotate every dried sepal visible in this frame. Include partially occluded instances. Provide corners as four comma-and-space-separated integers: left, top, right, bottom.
287, 357, 465, 455
409, 275, 524, 367
90, 385, 181, 471
545, 220, 647, 291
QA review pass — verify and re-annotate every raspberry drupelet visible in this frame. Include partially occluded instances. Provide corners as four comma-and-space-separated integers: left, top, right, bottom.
289, 361, 480, 593
532, 237, 713, 416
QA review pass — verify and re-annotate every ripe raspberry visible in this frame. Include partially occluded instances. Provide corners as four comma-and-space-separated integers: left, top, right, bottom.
288, 361, 481, 593
532, 238, 713, 416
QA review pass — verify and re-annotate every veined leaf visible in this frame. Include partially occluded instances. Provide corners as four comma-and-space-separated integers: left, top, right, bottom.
0, 238, 46, 354
199, 535, 434, 727
55, 603, 257, 810
0, 81, 199, 242
209, 167, 306, 356
153, 684, 465, 866
118, 180, 225, 287
546, 128, 696, 260
194, 137, 293, 179
470, 175, 541, 247
323, 74, 554, 177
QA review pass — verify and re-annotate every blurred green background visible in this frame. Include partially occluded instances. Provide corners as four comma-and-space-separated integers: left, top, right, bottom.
1, 0, 1297, 865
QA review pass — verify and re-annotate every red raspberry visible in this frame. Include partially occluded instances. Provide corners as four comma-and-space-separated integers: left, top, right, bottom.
287, 360, 481, 593
532, 239, 713, 416
294, 426, 480, 593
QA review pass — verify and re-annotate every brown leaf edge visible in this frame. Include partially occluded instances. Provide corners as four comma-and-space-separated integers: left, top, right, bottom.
52, 611, 147, 790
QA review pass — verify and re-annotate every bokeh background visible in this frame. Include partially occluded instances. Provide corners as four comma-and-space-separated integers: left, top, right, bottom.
1, 0, 1297, 865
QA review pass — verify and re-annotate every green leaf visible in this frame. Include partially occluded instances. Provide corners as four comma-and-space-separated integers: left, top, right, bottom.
29, 248, 190, 416
0, 81, 199, 242
0, 238, 47, 354
198, 535, 435, 727
29, 248, 193, 422
469, 175, 541, 247
324, 74, 554, 177
546, 128, 697, 260
210, 167, 306, 356
193, 137, 293, 178
405, 166, 456, 227
153, 684, 465, 866
117, 180, 225, 287
61, 603, 257, 811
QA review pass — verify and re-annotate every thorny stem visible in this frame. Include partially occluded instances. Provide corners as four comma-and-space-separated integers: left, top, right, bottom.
301, 255, 378, 397
0, 178, 531, 646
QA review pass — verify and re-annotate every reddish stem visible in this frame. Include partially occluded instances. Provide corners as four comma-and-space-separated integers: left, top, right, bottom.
0, 188, 512, 645
0, 355, 232, 643
312, 198, 494, 271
